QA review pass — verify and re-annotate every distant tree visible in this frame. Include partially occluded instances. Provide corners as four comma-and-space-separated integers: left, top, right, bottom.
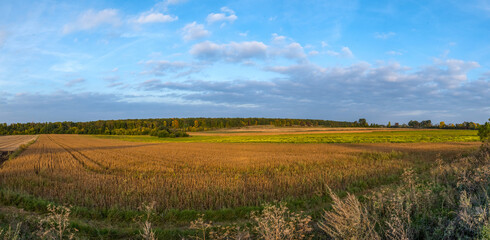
439, 121, 446, 128
408, 120, 420, 128
358, 118, 368, 127
387, 122, 391, 128
172, 119, 179, 128
421, 120, 432, 128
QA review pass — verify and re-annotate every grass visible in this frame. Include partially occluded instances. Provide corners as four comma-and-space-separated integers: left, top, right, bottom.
93, 129, 479, 144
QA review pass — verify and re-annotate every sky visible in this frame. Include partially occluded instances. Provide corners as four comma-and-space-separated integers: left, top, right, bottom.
0, 0, 489, 124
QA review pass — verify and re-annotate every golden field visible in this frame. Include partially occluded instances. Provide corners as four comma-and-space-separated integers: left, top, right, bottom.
0, 134, 479, 211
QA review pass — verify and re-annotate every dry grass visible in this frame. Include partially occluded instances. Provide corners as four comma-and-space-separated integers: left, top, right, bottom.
319, 142, 490, 240
36, 204, 76, 240
318, 187, 380, 240
0, 135, 37, 152
0, 135, 478, 211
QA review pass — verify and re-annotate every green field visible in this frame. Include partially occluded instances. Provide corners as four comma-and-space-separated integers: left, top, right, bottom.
94, 129, 479, 143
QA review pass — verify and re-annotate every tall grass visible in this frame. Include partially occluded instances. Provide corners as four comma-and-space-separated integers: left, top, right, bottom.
0, 135, 447, 211
319, 142, 490, 239
0, 142, 487, 239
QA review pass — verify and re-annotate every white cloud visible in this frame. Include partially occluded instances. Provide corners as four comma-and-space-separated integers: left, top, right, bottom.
321, 41, 329, 48
182, 22, 210, 41
309, 50, 319, 56
135, 12, 178, 24
65, 78, 86, 87
270, 42, 307, 59
154, 0, 187, 11
420, 58, 480, 88
143, 60, 189, 76
272, 33, 286, 42
206, 7, 237, 24
165, 0, 186, 5
190, 41, 267, 62
325, 47, 354, 58
190, 37, 308, 62
341, 47, 353, 57
374, 32, 396, 39
63, 9, 121, 34
134, 57, 489, 123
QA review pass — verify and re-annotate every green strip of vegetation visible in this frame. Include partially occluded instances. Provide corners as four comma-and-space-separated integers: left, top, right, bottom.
94, 130, 479, 144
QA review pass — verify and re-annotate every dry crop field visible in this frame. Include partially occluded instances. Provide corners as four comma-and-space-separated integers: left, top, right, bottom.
0, 134, 479, 213
0, 135, 38, 152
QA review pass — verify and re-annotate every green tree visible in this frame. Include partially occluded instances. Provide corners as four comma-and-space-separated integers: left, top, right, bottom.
478, 118, 490, 142
358, 118, 368, 127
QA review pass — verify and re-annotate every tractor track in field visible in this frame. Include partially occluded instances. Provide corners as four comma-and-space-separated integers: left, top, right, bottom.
46, 135, 109, 174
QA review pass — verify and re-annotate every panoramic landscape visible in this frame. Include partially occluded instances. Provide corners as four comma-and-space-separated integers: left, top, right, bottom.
1, 1, 490, 239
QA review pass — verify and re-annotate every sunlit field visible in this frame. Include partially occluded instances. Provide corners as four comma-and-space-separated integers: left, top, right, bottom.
0, 128, 484, 239
95, 129, 478, 143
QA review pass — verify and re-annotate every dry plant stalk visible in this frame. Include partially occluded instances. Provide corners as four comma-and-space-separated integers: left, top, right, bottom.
251, 202, 312, 240
139, 201, 157, 240
0, 222, 22, 240
37, 204, 76, 240
318, 187, 380, 240
189, 214, 212, 240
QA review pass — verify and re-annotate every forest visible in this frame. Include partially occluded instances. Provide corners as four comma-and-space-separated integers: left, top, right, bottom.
0, 118, 357, 136
0, 117, 482, 137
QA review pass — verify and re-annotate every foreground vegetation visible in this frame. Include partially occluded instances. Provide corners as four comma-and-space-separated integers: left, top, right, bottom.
0, 142, 488, 239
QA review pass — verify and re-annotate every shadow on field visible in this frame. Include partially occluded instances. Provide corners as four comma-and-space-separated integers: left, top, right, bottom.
18, 143, 162, 157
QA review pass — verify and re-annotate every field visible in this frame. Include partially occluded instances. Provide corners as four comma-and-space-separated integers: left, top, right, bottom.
0, 129, 484, 239
96, 129, 479, 143
0, 135, 38, 152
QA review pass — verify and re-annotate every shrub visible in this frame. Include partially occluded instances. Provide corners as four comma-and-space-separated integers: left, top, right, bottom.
157, 130, 170, 138
36, 204, 77, 240
251, 202, 312, 240
478, 119, 490, 142
318, 187, 380, 240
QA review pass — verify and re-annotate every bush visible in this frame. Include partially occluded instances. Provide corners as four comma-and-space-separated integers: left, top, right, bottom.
157, 130, 170, 138
478, 119, 490, 142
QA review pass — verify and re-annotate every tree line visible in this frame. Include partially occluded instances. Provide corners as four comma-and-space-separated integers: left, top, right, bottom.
0, 117, 482, 137
386, 120, 482, 129
0, 118, 358, 136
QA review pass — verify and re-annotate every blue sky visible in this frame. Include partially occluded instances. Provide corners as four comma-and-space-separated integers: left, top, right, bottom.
0, 0, 489, 124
